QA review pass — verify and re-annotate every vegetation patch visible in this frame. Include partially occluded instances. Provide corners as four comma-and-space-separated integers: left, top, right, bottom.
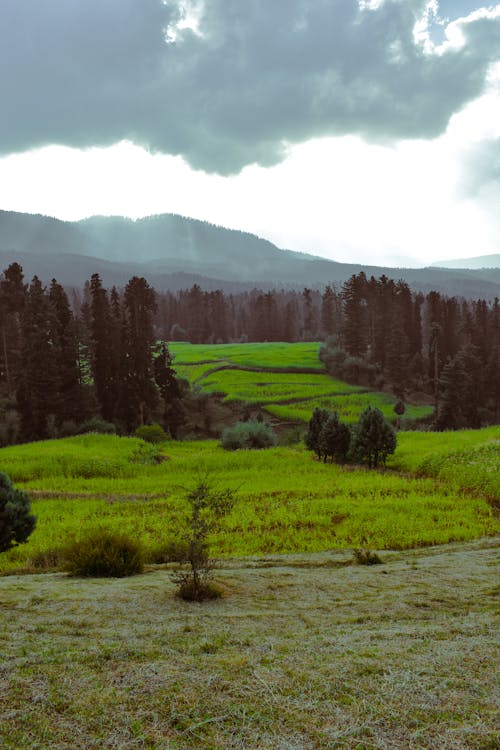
62, 528, 144, 577
0, 433, 497, 575
0, 541, 498, 749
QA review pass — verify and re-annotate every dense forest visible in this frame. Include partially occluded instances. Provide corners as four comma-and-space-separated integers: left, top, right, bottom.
0, 263, 499, 444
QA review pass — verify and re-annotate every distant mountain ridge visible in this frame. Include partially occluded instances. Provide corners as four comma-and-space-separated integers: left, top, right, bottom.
431, 254, 500, 270
1, 210, 499, 299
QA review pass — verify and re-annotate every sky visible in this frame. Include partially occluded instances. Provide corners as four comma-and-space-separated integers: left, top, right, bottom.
1, 0, 500, 267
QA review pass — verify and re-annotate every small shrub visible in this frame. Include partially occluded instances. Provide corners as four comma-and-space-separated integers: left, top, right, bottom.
0, 472, 36, 553
134, 423, 168, 444
77, 416, 116, 435
173, 480, 235, 601
129, 443, 163, 465
176, 577, 223, 602
62, 529, 144, 577
221, 420, 277, 450
147, 539, 191, 564
353, 549, 383, 566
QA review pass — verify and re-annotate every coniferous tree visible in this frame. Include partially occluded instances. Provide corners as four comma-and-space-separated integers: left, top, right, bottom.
0, 263, 26, 396
305, 408, 330, 460
48, 279, 85, 426
153, 341, 185, 438
321, 285, 337, 338
341, 273, 368, 357
119, 276, 158, 429
0, 472, 36, 553
350, 406, 396, 468
17, 276, 58, 440
89, 273, 115, 422
318, 412, 351, 463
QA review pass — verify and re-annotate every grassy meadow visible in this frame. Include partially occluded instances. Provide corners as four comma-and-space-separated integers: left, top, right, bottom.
0, 427, 498, 576
1, 540, 498, 750
0, 341, 498, 749
170, 342, 434, 424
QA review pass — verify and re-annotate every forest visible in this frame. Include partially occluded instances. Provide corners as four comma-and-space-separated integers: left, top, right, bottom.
0, 262, 499, 445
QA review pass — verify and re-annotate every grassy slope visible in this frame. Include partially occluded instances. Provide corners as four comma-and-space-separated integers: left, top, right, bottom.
169, 342, 434, 424
0, 429, 498, 574
1, 540, 498, 749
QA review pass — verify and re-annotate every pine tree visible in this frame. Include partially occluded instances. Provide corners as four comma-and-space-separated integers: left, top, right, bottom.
350, 406, 396, 468
321, 285, 337, 337
318, 412, 351, 463
119, 276, 158, 429
48, 279, 85, 426
89, 273, 115, 422
341, 273, 368, 357
17, 276, 58, 440
305, 408, 330, 460
153, 341, 185, 438
0, 262, 26, 396
0, 472, 36, 553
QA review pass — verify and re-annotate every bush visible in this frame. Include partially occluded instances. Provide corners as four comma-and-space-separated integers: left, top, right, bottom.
0, 472, 36, 553
62, 529, 144, 577
350, 406, 397, 468
221, 420, 277, 450
134, 423, 168, 444
353, 549, 383, 566
173, 480, 235, 601
77, 416, 116, 435
176, 577, 223, 602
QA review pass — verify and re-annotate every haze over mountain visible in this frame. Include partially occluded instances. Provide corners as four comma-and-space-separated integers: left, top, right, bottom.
1, 210, 499, 300
431, 255, 500, 270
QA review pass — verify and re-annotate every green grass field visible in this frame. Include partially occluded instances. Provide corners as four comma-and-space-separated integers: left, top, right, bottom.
1, 342, 497, 750
170, 341, 434, 424
2, 540, 498, 749
0, 428, 497, 575
170, 341, 324, 369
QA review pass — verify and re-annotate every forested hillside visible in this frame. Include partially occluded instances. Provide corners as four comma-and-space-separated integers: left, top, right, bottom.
1, 262, 499, 444
2, 210, 500, 298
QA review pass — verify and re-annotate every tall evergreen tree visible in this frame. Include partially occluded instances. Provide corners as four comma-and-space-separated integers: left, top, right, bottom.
17, 277, 58, 440
341, 273, 368, 357
119, 276, 158, 429
153, 341, 185, 438
0, 263, 26, 396
89, 273, 115, 422
350, 406, 396, 468
48, 279, 85, 426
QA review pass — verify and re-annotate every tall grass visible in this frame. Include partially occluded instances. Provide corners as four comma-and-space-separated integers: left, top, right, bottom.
170, 341, 324, 369
0, 433, 497, 574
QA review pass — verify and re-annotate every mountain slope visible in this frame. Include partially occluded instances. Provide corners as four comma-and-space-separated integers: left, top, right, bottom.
1, 210, 499, 298
431, 254, 500, 269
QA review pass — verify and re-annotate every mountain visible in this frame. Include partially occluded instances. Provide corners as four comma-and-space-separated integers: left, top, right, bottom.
431, 254, 500, 270
1, 210, 500, 299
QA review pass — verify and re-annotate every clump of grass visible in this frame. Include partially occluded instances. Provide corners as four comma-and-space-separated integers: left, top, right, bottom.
134, 423, 168, 444
221, 420, 277, 450
353, 548, 383, 565
175, 575, 224, 602
62, 528, 144, 577
147, 539, 190, 564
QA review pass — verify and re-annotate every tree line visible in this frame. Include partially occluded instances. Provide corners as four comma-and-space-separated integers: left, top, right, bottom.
0, 264, 183, 444
152, 273, 500, 427
1, 263, 499, 443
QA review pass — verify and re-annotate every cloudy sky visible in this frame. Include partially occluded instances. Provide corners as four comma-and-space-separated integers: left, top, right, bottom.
1, 0, 500, 267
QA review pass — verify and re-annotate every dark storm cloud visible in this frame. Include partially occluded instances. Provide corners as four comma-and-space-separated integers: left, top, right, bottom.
1, 0, 500, 172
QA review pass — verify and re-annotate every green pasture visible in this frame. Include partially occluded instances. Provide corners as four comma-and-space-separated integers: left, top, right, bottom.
267, 394, 433, 424
170, 341, 432, 424
170, 341, 323, 369
0, 431, 497, 575
388, 426, 500, 499
198, 369, 362, 403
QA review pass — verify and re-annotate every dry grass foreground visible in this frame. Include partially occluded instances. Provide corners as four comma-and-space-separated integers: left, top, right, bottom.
1, 539, 498, 750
